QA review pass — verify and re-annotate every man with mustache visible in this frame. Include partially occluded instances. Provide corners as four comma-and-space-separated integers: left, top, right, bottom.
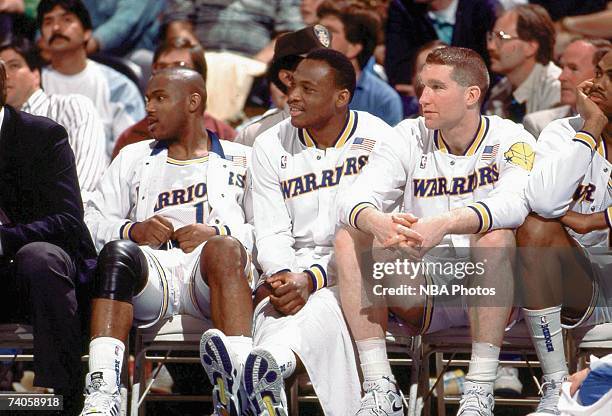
523, 38, 611, 138
484, 4, 560, 123
0, 36, 108, 196
37, 0, 145, 156
81, 68, 255, 415
517, 50, 612, 415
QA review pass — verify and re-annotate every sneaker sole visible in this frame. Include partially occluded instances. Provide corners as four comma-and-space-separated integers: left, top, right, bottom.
243, 349, 287, 416
200, 329, 241, 416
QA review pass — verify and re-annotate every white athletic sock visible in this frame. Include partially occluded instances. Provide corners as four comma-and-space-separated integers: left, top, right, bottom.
466, 342, 500, 384
356, 338, 394, 382
88, 337, 125, 389
227, 335, 253, 366
523, 306, 568, 380
261, 344, 297, 379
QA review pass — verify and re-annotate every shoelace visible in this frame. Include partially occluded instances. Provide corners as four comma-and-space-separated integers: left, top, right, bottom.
535, 380, 562, 414
83, 389, 119, 412
359, 383, 400, 414
458, 386, 492, 416
359, 387, 383, 410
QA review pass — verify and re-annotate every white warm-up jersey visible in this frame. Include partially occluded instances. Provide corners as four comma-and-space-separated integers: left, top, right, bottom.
338, 115, 536, 248
252, 110, 397, 289
526, 116, 612, 247
85, 134, 253, 253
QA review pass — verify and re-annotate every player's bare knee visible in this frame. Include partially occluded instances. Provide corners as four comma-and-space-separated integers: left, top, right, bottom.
334, 226, 369, 252
334, 227, 353, 252
200, 235, 246, 285
94, 240, 147, 303
516, 213, 565, 247
472, 229, 515, 248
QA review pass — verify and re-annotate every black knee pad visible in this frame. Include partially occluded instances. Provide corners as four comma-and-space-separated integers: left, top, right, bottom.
94, 240, 148, 303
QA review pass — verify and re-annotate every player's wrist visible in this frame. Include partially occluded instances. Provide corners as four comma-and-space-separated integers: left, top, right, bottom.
582, 117, 607, 142
303, 271, 315, 293
358, 208, 379, 235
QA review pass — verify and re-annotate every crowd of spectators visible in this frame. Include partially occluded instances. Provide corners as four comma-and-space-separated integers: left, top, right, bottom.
0, 0, 611, 414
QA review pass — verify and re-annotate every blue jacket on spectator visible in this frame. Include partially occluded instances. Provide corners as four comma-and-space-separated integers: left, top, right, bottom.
84, 0, 165, 55
350, 70, 404, 127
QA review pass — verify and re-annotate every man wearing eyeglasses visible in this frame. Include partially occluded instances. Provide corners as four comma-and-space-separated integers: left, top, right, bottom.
484, 4, 560, 123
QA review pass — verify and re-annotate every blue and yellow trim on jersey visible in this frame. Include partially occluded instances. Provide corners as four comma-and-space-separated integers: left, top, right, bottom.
120, 221, 136, 241
419, 272, 436, 335
349, 202, 377, 229
213, 225, 231, 236
435, 116, 489, 156
573, 131, 598, 151
467, 201, 493, 233
145, 251, 170, 325
189, 265, 208, 318
305, 264, 328, 292
298, 111, 358, 149
166, 155, 209, 166
596, 138, 608, 159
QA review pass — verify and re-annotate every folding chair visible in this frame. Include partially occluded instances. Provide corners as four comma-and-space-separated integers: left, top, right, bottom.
420, 322, 542, 416
568, 322, 612, 372
130, 314, 213, 416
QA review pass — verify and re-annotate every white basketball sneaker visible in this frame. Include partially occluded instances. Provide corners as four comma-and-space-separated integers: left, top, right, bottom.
527, 375, 565, 415
356, 376, 404, 416
457, 380, 495, 416
80, 369, 121, 416
243, 348, 287, 416
200, 329, 245, 416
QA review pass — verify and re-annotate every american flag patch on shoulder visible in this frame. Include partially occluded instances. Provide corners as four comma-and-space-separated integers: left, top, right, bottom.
227, 155, 247, 167
350, 137, 376, 153
481, 144, 499, 161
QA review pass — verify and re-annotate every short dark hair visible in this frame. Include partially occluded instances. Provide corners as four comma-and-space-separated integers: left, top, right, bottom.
425, 47, 490, 103
513, 4, 555, 65
37, 0, 92, 31
583, 38, 612, 67
305, 48, 356, 99
153, 37, 208, 82
0, 37, 43, 72
317, 1, 381, 69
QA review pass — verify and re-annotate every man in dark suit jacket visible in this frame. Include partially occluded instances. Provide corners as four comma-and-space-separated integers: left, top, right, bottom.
384, 0, 500, 88
0, 60, 97, 414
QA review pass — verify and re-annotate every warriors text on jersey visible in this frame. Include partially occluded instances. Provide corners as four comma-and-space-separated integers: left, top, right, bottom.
252, 110, 397, 288
338, 115, 537, 248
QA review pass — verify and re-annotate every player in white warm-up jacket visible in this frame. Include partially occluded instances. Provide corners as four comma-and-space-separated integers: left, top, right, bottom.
80, 69, 256, 416
517, 50, 612, 416
335, 47, 536, 416
200, 49, 389, 416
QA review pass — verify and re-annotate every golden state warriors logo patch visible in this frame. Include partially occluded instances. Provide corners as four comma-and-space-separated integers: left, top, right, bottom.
314, 24, 331, 48
504, 142, 534, 171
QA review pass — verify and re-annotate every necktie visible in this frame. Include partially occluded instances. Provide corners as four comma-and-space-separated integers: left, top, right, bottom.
508, 97, 527, 123
431, 18, 453, 44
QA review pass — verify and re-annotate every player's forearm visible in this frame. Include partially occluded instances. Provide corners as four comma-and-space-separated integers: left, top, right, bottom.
443, 207, 482, 235
354, 206, 381, 235
583, 210, 611, 233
